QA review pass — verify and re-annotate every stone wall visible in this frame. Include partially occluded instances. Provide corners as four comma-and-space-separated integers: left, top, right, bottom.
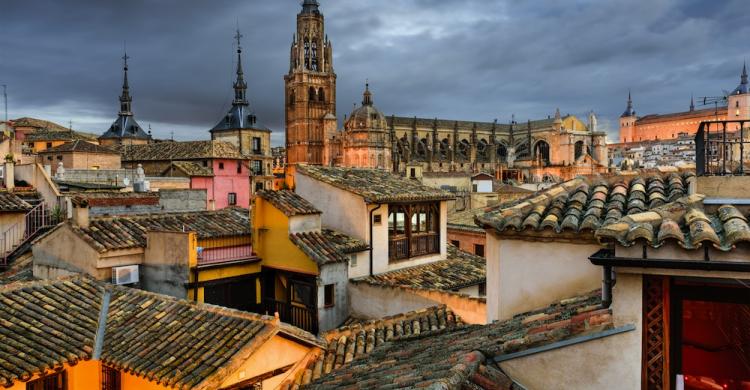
141, 231, 194, 299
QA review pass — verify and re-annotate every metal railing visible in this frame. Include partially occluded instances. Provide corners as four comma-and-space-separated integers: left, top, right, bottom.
263, 298, 318, 334
198, 243, 254, 265
1, 202, 63, 265
696, 120, 750, 176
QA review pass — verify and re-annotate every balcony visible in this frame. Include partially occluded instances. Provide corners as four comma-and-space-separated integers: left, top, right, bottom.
263, 298, 318, 334
696, 120, 750, 176
197, 242, 256, 266
388, 232, 439, 261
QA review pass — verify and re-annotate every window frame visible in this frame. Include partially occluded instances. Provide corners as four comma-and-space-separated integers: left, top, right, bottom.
324, 284, 335, 308
101, 364, 121, 390
26, 370, 67, 390
228, 192, 237, 206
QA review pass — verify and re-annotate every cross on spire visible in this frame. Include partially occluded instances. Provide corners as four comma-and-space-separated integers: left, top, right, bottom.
233, 28, 248, 105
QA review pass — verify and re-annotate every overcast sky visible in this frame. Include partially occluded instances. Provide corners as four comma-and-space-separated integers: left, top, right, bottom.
1, 0, 747, 145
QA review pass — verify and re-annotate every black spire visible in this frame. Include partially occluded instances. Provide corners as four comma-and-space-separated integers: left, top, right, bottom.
119, 51, 132, 115
362, 80, 373, 106
743, 61, 748, 85
621, 90, 635, 117
689, 94, 695, 112
301, 0, 320, 14
233, 29, 248, 105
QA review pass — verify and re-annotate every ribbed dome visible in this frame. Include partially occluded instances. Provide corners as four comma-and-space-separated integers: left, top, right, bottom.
345, 83, 387, 132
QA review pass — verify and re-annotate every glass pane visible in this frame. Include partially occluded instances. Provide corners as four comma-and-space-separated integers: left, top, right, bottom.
396, 212, 405, 234
419, 212, 428, 231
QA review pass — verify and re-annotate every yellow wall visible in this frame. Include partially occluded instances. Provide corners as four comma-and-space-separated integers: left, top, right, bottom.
219, 335, 312, 389
32, 140, 66, 153
200, 235, 252, 249
120, 371, 170, 390
7, 360, 173, 390
252, 197, 318, 275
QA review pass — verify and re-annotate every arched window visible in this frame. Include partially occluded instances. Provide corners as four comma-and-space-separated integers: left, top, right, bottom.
309, 87, 316, 101
304, 40, 310, 69
439, 138, 450, 159
289, 90, 295, 106
476, 139, 489, 161
311, 41, 318, 71
497, 144, 508, 163
534, 140, 550, 166
457, 139, 470, 160
318, 88, 325, 102
574, 140, 584, 160
416, 138, 428, 160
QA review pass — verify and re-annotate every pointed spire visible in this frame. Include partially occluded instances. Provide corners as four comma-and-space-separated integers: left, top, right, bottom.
731, 62, 748, 95
301, 0, 320, 14
621, 90, 635, 117
690, 94, 695, 112
362, 80, 373, 106
742, 61, 748, 85
119, 50, 132, 115
233, 29, 248, 106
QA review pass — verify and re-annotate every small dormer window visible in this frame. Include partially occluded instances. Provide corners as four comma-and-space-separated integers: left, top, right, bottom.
219, 162, 224, 170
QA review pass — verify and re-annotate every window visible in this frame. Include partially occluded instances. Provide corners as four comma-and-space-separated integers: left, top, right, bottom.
202, 160, 208, 167
472, 184, 478, 192
237, 162, 242, 174
309, 86, 316, 101
324, 284, 335, 307
56, 156, 63, 161
451, 240, 460, 248
290, 280, 315, 307
350, 254, 357, 267
26, 371, 66, 390
218, 162, 224, 170
373, 214, 382, 224
388, 202, 440, 261
255, 182, 264, 192
478, 283, 486, 297
252, 137, 261, 154
410, 168, 416, 178
318, 88, 325, 102
474, 244, 485, 257
228, 192, 237, 206
102, 365, 121, 390
46, 142, 52, 148
251, 160, 262, 175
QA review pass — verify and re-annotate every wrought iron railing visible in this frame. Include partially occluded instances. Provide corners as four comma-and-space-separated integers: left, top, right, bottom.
262, 298, 318, 334
695, 120, 750, 176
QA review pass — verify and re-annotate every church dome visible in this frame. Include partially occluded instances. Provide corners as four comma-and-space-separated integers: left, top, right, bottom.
345, 83, 387, 132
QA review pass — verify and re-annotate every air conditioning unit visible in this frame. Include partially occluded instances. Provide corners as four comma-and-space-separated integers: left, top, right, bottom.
112, 265, 139, 285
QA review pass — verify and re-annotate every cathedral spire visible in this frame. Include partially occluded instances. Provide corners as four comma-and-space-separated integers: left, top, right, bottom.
301, 0, 320, 14
119, 51, 132, 116
690, 94, 695, 112
233, 29, 248, 106
362, 80, 373, 106
742, 61, 748, 86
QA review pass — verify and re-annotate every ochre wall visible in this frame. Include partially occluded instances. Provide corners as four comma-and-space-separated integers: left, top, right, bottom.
252, 197, 319, 275
219, 335, 314, 389
447, 229, 486, 257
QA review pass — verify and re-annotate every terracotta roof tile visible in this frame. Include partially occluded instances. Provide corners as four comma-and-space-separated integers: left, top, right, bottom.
39, 140, 118, 155
289, 229, 367, 266
303, 290, 613, 389
68, 208, 250, 252
596, 194, 750, 251
0, 192, 32, 212
258, 190, 321, 216
297, 166, 454, 203
448, 207, 487, 233
120, 140, 244, 162
168, 161, 214, 177
354, 245, 485, 291
476, 172, 694, 236
0, 277, 324, 389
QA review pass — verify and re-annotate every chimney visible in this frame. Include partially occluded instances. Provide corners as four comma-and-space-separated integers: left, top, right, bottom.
72, 198, 90, 229
4, 159, 14, 190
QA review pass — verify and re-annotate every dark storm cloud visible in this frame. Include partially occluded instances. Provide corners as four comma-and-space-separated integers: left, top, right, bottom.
0, 0, 747, 144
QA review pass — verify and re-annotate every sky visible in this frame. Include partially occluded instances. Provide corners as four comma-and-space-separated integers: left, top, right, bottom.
1, 0, 748, 145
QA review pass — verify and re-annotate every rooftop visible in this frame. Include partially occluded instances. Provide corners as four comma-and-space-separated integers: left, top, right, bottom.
120, 140, 244, 162
290, 229, 368, 266
304, 290, 615, 389
297, 166, 454, 203
67, 207, 249, 252
476, 173, 694, 237
257, 189, 321, 216
354, 245, 485, 291
168, 161, 215, 177
0, 276, 322, 389
448, 207, 488, 233
0, 192, 32, 212
39, 140, 119, 155
595, 194, 750, 251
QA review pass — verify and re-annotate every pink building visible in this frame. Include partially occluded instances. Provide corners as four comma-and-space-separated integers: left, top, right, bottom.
121, 140, 251, 210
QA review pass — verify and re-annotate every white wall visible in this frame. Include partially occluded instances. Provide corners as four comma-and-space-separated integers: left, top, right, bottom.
472, 179, 492, 193
289, 214, 322, 234
318, 261, 349, 332
347, 251, 370, 279
487, 234, 602, 322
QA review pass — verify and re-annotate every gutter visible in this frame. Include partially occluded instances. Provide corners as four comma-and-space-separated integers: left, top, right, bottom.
92, 289, 112, 360
588, 248, 750, 273
368, 204, 382, 277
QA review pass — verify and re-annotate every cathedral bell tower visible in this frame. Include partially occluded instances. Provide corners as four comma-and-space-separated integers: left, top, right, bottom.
285, 0, 336, 166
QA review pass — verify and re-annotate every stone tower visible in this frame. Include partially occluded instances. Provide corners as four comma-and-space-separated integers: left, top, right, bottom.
285, 0, 336, 166
727, 62, 750, 124
618, 91, 637, 143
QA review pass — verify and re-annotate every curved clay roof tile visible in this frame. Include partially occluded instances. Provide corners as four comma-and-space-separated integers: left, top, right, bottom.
656, 218, 684, 245
625, 223, 655, 245
722, 217, 750, 248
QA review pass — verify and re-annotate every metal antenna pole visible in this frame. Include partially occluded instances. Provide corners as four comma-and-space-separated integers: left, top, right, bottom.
2, 85, 7, 124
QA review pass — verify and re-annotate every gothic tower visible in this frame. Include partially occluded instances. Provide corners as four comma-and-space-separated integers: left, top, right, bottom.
285, 0, 336, 166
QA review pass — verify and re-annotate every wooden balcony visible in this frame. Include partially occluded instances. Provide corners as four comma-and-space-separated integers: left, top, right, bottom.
388, 232, 439, 262
263, 298, 318, 334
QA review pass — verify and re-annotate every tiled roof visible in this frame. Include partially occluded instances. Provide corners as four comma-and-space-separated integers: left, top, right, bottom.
387, 115, 559, 133
39, 140, 118, 154
0, 192, 32, 212
69, 208, 250, 252
297, 166, 454, 203
290, 229, 367, 266
0, 277, 323, 389
596, 194, 750, 251
13, 117, 72, 132
448, 207, 487, 233
304, 290, 613, 389
354, 245, 485, 291
257, 190, 321, 216
71, 191, 160, 207
283, 306, 463, 388
476, 173, 694, 235
168, 161, 214, 177
120, 140, 244, 162
322, 228, 369, 253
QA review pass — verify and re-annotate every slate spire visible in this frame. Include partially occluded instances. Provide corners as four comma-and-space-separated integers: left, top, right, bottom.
233, 29, 248, 106
119, 51, 132, 115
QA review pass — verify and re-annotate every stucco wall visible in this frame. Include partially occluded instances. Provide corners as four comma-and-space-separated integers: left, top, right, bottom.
487, 235, 601, 321
141, 231, 194, 299
218, 335, 312, 390
347, 251, 370, 280
289, 214, 322, 234
318, 261, 349, 331
158, 189, 207, 212
447, 229, 485, 257
349, 282, 486, 324
32, 225, 103, 279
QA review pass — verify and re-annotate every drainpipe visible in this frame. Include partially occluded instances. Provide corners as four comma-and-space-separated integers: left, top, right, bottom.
368, 204, 382, 277
602, 265, 613, 309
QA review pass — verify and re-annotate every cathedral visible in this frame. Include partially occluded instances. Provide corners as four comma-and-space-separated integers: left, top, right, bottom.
284, 1, 608, 182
